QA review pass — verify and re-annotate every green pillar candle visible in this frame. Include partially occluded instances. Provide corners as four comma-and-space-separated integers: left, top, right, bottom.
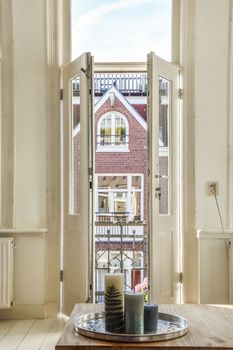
144, 304, 158, 332
124, 292, 144, 334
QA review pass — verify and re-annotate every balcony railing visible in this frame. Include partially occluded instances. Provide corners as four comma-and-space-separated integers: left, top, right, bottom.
72, 74, 168, 97
96, 211, 129, 223
94, 73, 147, 96
97, 134, 129, 147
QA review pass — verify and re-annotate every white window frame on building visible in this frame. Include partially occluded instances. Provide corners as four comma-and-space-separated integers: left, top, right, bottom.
95, 173, 144, 222
96, 112, 129, 152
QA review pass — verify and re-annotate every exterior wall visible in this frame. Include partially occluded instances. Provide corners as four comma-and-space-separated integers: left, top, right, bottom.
95, 96, 148, 220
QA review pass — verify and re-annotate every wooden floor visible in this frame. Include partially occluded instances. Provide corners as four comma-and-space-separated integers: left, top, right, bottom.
0, 316, 67, 350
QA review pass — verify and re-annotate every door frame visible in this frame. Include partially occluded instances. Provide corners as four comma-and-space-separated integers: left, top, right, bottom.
93, 60, 182, 303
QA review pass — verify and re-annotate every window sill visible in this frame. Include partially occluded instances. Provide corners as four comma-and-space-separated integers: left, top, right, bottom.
0, 228, 48, 235
96, 147, 130, 153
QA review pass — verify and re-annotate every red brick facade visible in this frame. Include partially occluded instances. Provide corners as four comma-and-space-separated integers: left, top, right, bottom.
95, 95, 148, 220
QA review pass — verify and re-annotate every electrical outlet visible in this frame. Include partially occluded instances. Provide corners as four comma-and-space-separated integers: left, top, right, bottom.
207, 182, 219, 195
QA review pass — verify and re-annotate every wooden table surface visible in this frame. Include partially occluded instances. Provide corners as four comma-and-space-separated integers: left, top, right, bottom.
56, 303, 233, 349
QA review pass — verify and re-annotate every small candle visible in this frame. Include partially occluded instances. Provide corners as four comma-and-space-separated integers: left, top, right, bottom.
104, 273, 124, 332
144, 304, 158, 332
124, 292, 144, 334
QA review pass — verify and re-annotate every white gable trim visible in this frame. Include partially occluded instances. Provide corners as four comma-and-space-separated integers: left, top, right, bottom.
95, 86, 147, 130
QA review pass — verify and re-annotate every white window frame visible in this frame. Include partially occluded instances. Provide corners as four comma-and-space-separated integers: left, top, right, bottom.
95, 173, 144, 221
96, 111, 129, 152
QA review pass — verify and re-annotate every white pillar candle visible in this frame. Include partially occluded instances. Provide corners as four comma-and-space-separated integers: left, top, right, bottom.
124, 292, 144, 334
104, 273, 124, 332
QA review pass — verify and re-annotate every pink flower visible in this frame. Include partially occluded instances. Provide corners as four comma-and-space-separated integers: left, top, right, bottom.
135, 283, 141, 292
134, 277, 148, 302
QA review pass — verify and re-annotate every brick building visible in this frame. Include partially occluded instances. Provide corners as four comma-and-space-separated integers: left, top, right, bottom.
95, 85, 148, 223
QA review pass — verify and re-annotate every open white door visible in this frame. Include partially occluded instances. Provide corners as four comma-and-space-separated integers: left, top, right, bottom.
62, 52, 94, 315
148, 52, 181, 304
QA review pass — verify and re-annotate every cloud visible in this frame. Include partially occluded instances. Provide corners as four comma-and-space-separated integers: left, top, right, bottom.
72, 0, 171, 61
78, 0, 158, 28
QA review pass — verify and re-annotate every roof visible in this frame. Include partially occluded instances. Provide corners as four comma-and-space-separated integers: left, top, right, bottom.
132, 104, 147, 121
95, 85, 147, 130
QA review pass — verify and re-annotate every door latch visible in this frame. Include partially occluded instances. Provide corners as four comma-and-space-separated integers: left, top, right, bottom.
155, 186, 161, 200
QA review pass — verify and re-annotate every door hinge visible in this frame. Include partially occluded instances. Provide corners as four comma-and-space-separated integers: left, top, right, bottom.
60, 89, 63, 101
60, 270, 64, 282
178, 88, 183, 99
89, 181, 92, 189
81, 67, 91, 79
10, 300, 14, 307
178, 272, 183, 283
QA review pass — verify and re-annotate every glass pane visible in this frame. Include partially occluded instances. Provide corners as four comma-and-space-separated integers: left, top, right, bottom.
98, 176, 127, 189
159, 76, 170, 215
71, 76, 80, 214
100, 127, 111, 146
98, 193, 109, 212
132, 176, 141, 189
115, 120, 126, 146
114, 192, 127, 212
131, 192, 141, 221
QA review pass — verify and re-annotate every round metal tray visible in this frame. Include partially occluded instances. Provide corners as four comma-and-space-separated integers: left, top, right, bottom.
74, 311, 189, 342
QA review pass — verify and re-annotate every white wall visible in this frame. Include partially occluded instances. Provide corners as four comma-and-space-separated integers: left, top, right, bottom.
14, 0, 47, 228
195, 0, 230, 230
0, 0, 61, 318
184, 0, 233, 302
197, 231, 233, 304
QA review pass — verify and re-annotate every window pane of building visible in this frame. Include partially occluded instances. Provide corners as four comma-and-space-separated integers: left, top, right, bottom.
114, 192, 127, 213
98, 193, 109, 212
132, 176, 141, 189
131, 192, 141, 221
98, 176, 127, 189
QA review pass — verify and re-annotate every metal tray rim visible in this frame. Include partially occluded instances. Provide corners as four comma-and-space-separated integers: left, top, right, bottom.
74, 311, 189, 343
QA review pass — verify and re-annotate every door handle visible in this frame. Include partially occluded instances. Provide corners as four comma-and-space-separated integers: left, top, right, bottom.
155, 187, 161, 200
155, 174, 169, 179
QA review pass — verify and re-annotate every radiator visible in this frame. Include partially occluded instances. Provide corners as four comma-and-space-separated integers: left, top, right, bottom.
197, 230, 233, 304
0, 237, 14, 308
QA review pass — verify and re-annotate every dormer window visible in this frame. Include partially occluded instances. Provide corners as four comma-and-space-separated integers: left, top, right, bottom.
97, 112, 129, 152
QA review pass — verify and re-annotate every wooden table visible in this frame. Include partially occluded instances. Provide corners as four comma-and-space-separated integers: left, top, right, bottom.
56, 303, 233, 349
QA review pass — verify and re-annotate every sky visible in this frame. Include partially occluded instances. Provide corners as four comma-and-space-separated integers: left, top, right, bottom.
71, 0, 171, 62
